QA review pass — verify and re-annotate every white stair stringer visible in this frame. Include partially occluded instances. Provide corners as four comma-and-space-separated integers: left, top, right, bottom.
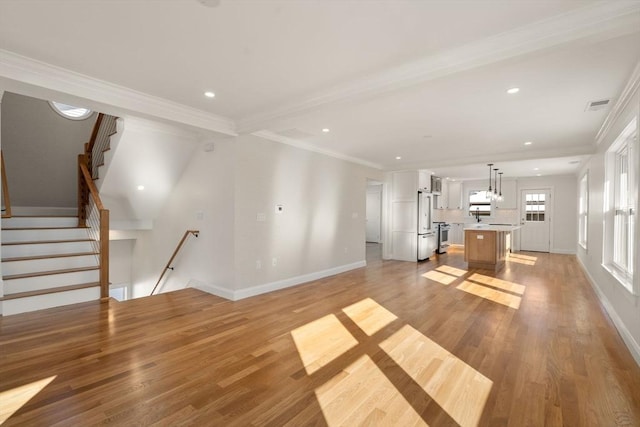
1, 216, 103, 316
95, 117, 124, 191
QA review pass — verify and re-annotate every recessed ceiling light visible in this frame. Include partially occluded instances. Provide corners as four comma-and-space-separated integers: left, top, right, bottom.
204, 91, 215, 98
395, 156, 402, 160
524, 141, 533, 146
507, 87, 520, 94
536, 174, 542, 177
137, 185, 145, 191
322, 128, 330, 133
534, 167, 539, 171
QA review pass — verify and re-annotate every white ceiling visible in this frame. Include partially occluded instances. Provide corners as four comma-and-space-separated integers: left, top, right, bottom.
0, 0, 639, 179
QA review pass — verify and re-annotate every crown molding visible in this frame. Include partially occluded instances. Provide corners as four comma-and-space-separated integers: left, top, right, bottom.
252, 130, 383, 170
0, 49, 237, 136
595, 60, 640, 145
237, 1, 640, 133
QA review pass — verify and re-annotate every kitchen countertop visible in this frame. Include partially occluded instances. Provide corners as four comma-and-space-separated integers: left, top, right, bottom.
463, 224, 521, 231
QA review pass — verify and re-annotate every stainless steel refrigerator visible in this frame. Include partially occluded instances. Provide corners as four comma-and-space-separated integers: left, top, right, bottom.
417, 191, 437, 261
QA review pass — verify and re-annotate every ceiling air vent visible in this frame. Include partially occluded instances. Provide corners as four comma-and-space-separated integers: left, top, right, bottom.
585, 99, 611, 112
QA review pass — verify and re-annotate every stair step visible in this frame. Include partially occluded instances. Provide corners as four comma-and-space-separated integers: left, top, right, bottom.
2, 252, 99, 276
1, 286, 101, 316
2, 228, 91, 243
3, 268, 100, 294
2, 238, 94, 245
3, 266, 99, 280
0, 282, 100, 301
3, 251, 99, 262
1, 240, 96, 258
1, 216, 78, 228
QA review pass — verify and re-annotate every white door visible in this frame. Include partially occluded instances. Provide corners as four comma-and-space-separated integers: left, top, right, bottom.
366, 189, 382, 242
519, 189, 551, 252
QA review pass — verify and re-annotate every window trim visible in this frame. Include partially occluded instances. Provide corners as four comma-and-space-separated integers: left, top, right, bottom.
578, 171, 588, 250
48, 101, 94, 120
602, 118, 637, 295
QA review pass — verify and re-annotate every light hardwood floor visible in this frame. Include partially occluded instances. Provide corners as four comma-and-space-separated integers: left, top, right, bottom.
1, 248, 639, 426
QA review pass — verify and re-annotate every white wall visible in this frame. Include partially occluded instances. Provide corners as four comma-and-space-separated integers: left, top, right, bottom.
1, 92, 95, 207
99, 117, 200, 223
129, 138, 236, 298
233, 134, 381, 295
127, 133, 382, 299
577, 67, 640, 365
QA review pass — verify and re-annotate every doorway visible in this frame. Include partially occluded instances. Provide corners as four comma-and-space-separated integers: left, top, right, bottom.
519, 189, 551, 252
366, 180, 383, 262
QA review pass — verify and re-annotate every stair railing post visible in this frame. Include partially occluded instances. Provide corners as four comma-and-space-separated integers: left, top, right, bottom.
99, 209, 109, 299
77, 154, 87, 227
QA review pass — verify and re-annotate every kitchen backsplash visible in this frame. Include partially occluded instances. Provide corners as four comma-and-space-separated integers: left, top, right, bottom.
434, 208, 519, 224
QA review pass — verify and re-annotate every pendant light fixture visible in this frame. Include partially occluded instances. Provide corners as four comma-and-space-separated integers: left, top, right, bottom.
498, 172, 504, 201
487, 163, 493, 197
493, 168, 499, 200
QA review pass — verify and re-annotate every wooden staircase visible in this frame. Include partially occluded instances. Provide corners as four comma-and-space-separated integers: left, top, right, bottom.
1, 215, 101, 315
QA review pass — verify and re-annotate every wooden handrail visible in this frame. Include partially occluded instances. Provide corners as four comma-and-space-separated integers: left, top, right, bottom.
150, 230, 199, 296
1, 150, 12, 218
77, 153, 109, 299
78, 155, 105, 210
87, 113, 104, 154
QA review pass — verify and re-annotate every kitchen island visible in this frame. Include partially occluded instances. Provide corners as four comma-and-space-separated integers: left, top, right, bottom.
464, 225, 521, 271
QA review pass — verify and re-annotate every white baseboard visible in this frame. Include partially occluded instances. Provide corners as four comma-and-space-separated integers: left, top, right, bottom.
577, 257, 640, 367
551, 248, 576, 255
188, 278, 234, 300
234, 261, 366, 300
10, 206, 77, 216
188, 261, 366, 302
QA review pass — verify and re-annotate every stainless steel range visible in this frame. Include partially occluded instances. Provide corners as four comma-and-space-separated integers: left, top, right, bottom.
434, 222, 451, 254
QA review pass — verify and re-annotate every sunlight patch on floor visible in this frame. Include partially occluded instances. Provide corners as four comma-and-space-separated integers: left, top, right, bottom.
342, 298, 398, 336
435, 265, 468, 277
457, 281, 522, 309
291, 314, 358, 375
508, 253, 537, 265
0, 375, 57, 424
293, 298, 493, 426
421, 270, 457, 285
315, 355, 427, 426
468, 273, 526, 295
379, 325, 493, 427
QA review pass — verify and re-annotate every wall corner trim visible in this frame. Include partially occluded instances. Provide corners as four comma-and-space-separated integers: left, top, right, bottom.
233, 261, 367, 301
576, 256, 640, 367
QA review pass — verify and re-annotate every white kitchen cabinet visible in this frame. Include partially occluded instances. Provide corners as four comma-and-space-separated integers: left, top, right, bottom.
495, 179, 517, 209
418, 170, 431, 192
447, 181, 463, 209
435, 180, 448, 209
450, 223, 465, 245
390, 171, 418, 261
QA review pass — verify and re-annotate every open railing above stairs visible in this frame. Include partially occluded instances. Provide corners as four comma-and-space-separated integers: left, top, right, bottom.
77, 113, 116, 300
86, 113, 117, 180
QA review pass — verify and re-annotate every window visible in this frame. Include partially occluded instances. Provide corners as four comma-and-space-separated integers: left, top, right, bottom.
578, 172, 588, 250
524, 193, 546, 221
469, 190, 491, 217
604, 118, 636, 292
48, 101, 93, 120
